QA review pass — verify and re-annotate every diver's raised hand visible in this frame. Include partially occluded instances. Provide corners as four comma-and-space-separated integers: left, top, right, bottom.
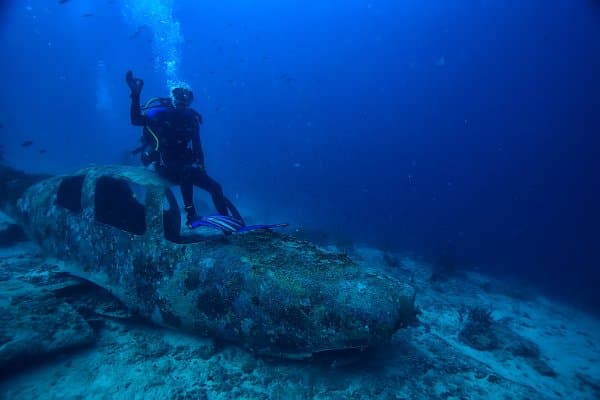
126, 70, 144, 96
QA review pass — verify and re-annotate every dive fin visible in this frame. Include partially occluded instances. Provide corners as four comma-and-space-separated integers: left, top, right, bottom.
189, 215, 288, 234
203, 215, 245, 232
189, 214, 244, 233
236, 223, 289, 233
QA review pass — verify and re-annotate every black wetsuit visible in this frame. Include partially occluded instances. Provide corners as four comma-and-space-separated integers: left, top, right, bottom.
129, 95, 240, 221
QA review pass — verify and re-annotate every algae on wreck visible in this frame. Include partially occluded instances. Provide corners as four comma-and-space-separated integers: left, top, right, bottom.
14, 165, 417, 359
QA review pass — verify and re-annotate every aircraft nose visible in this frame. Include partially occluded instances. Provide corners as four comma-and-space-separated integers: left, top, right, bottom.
318, 275, 417, 348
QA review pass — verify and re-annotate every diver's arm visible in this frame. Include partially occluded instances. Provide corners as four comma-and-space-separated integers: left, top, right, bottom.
125, 70, 145, 126
130, 94, 146, 126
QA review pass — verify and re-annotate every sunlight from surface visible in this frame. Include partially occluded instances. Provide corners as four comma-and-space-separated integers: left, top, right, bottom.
121, 0, 183, 89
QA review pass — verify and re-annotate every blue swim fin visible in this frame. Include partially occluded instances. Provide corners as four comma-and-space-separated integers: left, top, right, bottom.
189, 214, 244, 233
202, 215, 245, 232
190, 215, 288, 234
236, 223, 289, 233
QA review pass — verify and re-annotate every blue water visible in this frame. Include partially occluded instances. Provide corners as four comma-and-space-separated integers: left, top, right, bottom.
1, 0, 599, 311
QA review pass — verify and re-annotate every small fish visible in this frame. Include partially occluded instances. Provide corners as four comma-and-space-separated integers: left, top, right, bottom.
58, 0, 70, 4
82, 13, 94, 17
280, 73, 294, 84
21, 140, 33, 147
39, 149, 47, 155
130, 25, 146, 40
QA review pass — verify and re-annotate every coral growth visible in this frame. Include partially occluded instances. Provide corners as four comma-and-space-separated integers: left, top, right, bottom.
459, 306, 498, 351
430, 252, 462, 282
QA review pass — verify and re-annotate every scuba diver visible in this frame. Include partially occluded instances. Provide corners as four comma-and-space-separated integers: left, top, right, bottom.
125, 70, 245, 231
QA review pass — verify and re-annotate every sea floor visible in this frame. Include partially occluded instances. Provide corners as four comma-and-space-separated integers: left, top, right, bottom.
0, 240, 598, 400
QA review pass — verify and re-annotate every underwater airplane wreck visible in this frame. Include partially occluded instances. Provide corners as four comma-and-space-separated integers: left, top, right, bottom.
4, 164, 417, 360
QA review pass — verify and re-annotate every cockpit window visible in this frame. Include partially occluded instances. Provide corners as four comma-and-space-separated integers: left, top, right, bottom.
94, 176, 146, 235
55, 175, 85, 213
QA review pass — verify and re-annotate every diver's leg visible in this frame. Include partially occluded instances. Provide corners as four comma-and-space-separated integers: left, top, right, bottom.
224, 196, 244, 224
179, 169, 197, 225
188, 167, 229, 216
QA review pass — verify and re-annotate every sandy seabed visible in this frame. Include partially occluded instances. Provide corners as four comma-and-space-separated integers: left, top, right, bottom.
0, 241, 598, 400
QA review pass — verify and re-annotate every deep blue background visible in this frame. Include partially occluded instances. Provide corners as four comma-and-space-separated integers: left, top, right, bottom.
1, 1, 599, 311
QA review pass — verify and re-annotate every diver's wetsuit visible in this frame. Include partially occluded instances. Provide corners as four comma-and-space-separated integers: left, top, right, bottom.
129, 95, 240, 222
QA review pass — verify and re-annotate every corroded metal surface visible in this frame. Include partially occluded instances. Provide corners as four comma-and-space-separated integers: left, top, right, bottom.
15, 165, 416, 359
